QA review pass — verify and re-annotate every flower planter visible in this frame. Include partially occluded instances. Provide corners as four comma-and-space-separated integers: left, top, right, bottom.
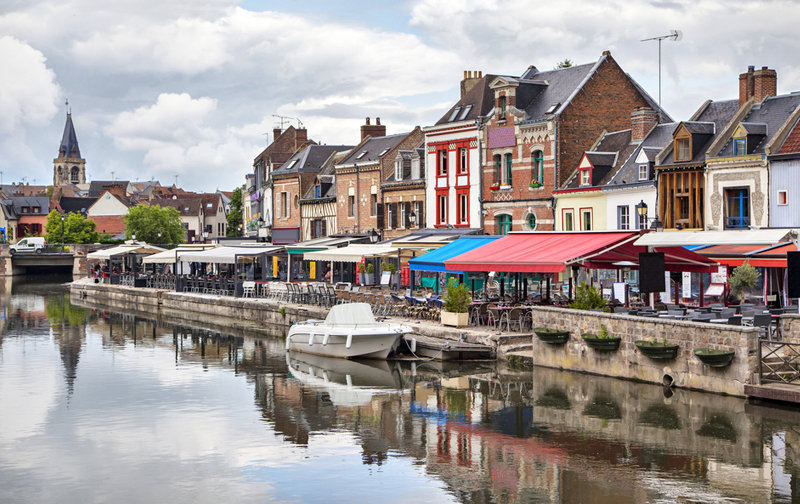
528, 183, 542, 189
534, 327, 569, 344
441, 310, 469, 327
581, 333, 621, 351
694, 348, 735, 367
635, 340, 679, 359
364, 273, 374, 285
489, 185, 500, 191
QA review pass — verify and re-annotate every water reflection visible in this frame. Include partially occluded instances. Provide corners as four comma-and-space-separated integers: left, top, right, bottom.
0, 279, 799, 502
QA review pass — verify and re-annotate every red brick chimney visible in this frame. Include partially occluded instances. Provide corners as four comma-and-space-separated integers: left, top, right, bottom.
294, 128, 308, 146
273, 128, 282, 142
105, 183, 126, 198
740, 66, 777, 107
361, 117, 386, 141
631, 107, 658, 142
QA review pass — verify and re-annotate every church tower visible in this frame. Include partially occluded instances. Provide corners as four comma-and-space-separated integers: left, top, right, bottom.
53, 102, 86, 186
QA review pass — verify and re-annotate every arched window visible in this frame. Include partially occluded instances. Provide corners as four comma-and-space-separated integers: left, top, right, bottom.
532, 150, 543, 183
505, 153, 513, 186
496, 214, 512, 235
71, 166, 80, 183
494, 155, 501, 184
527, 213, 537, 230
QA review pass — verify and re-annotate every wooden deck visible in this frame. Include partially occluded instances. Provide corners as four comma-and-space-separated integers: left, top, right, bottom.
744, 382, 800, 404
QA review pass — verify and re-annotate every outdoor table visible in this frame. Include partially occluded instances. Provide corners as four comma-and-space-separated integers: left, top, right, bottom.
708, 319, 728, 324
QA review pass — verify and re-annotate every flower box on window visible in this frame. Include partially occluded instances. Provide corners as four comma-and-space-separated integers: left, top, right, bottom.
489, 183, 500, 190
529, 181, 542, 189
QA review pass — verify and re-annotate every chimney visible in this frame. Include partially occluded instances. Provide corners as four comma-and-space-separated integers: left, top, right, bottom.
460, 70, 482, 98
105, 183, 126, 198
273, 128, 282, 142
294, 127, 308, 146
754, 66, 777, 104
361, 117, 386, 141
739, 66, 755, 107
631, 107, 658, 142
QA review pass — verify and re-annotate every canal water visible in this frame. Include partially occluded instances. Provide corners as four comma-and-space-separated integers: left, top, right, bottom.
1, 278, 800, 503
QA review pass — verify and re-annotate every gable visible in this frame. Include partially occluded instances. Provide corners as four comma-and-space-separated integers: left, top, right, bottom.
578, 154, 593, 170
87, 192, 131, 217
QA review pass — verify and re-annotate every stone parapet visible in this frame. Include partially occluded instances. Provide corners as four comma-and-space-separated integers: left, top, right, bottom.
528, 306, 760, 396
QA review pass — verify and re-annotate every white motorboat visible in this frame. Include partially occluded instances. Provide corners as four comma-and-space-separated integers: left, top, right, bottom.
285, 303, 412, 359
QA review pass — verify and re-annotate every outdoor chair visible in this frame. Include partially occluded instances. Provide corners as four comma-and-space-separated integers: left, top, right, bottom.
242, 281, 256, 298
506, 307, 524, 332
487, 305, 501, 330
719, 309, 736, 320
752, 314, 772, 337
727, 315, 742, 326
390, 294, 406, 317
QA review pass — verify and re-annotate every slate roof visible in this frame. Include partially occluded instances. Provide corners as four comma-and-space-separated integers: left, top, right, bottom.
716, 94, 800, 157
89, 181, 130, 198
273, 145, 353, 176
435, 74, 503, 125
562, 130, 630, 189
658, 99, 740, 166
8, 196, 49, 214
0, 200, 18, 221
606, 123, 679, 187
155, 198, 202, 216
59, 196, 97, 215
199, 193, 222, 216
338, 134, 408, 165
58, 113, 81, 159
301, 150, 351, 201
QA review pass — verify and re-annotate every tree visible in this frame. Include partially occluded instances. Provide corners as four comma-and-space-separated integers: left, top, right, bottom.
555, 59, 573, 69
729, 261, 760, 303
569, 282, 607, 311
124, 204, 184, 244
226, 186, 243, 237
44, 210, 99, 244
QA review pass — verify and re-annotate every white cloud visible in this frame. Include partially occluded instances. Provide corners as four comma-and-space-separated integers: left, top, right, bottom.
0, 36, 60, 134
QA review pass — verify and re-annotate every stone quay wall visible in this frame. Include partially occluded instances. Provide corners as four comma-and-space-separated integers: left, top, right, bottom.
529, 306, 761, 397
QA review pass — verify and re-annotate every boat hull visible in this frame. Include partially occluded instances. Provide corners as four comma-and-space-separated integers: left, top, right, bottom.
287, 324, 408, 359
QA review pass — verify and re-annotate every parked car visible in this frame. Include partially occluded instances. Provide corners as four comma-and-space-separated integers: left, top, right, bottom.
10, 237, 46, 255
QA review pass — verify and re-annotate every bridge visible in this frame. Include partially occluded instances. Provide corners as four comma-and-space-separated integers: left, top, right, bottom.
0, 244, 100, 276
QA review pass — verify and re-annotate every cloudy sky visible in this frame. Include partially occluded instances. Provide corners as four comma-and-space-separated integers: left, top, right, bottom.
2, 0, 798, 192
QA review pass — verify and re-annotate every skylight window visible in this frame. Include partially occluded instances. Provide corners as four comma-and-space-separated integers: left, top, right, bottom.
448, 107, 462, 122
356, 151, 367, 160
379, 148, 390, 157
286, 159, 298, 169
206, 203, 212, 208
545, 103, 561, 114
459, 105, 473, 121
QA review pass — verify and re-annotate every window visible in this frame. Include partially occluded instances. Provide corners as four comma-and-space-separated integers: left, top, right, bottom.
676, 138, 691, 161
348, 195, 355, 217
395, 160, 402, 181
734, 138, 746, 156
638, 164, 648, 181
563, 210, 574, 231
414, 201, 423, 228
21, 206, 29, 214
459, 148, 468, 174
617, 205, 629, 230
459, 193, 468, 224
411, 158, 420, 179
580, 169, 590, 186
459, 105, 472, 121
387, 203, 394, 229
400, 202, 406, 229
71, 166, 80, 183
371, 194, 377, 216
499, 96, 506, 120
532, 150, 543, 183
496, 214, 512, 235
527, 213, 536, 230
448, 107, 461, 122
32, 207, 40, 214
505, 153, 513, 186
438, 149, 448, 176
581, 209, 592, 230
316, 185, 321, 198
494, 155, 501, 184
725, 188, 750, 229
778, 190, 788, 206
637, 212, 647, 230
438, 194, 447, 224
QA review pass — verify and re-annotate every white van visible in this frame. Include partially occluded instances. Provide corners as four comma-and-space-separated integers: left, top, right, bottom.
10, 237, 46, 255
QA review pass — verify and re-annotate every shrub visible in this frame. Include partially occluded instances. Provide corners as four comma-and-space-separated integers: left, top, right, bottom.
443, 277, 471, 313
381, 262, 397, 274
729, 261, 760, 303
569, 282, 607, 311
366, 263, 374, 274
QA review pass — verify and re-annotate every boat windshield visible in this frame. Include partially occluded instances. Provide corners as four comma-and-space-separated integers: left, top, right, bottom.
324, 303, 378, 326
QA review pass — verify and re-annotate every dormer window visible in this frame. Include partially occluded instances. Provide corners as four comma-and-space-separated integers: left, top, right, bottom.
580, 169, 590, 186
638, 164, 648, 181
500, 96, 506, 120
395, 160, 402, 181
675, 137, 691, 162
734, 138, 746, 156
411, 158, 420, 180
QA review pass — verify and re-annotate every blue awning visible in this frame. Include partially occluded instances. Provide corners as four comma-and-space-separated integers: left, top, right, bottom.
409, 236, 500, 273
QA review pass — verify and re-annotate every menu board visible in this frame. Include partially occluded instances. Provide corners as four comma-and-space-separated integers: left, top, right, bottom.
711, 265, 728, 284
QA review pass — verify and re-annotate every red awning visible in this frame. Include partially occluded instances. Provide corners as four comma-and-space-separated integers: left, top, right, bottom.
700, 242, 797, 267
444, 231, 718, 273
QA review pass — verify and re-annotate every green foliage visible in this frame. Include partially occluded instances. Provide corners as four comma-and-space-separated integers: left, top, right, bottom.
381, 261, 397, 274
366, 263, 374, 274
45, 293, 89, 327
555, 59, 574, 69
44, 210, 99, 244
729, 261, 760, 303
443, 277, 471, 313
124, 204, 184, 244
599, 325, 608, 338
569, 282, 607, 311
226, 186, 243, 237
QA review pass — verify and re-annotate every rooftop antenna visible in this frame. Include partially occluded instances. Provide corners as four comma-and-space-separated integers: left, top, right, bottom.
272, 115, 295, 132
66, 98, 70, 115
174, 175, 178, 187
641, 30, 682, 122
110, 171, 115, 181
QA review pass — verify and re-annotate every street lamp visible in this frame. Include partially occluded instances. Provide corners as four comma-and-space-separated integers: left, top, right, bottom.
409, 210, 417, 228
635, 200, 664, 233
157, 230, 162, 244
132, 231, 137, 242
369, 228, 380, 244
60, 214, 65, 251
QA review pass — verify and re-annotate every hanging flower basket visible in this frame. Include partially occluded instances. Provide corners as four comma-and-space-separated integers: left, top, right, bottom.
694, 348, 735, 367
635, 340, 679, 359
534, 327, 570, 344
582, 333, 622, 351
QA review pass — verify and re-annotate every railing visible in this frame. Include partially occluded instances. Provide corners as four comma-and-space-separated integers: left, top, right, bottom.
758, 339, 800, 385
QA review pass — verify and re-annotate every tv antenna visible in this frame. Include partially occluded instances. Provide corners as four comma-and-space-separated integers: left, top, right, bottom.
641, 30, 682, 121
272, 115, 304, 132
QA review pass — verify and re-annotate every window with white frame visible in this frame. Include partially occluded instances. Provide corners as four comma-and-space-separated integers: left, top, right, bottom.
638, 164, 648, 181
580, 169, 590, 186
459, 193, 468, 224
563, 210, 574, 231
400, 202, 406, 229
581, 209, 592, 230
438, 194, 447, 224
411, 158, 420, 179
617, 205, 629, 230
778, 190, 788, 206
459, 147, 468, 174
395, 160, 402, 181
438, 149, 447, 176
415, 201, 423, 228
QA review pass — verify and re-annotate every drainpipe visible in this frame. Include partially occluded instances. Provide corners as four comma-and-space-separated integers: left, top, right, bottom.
476, 118, 484, 232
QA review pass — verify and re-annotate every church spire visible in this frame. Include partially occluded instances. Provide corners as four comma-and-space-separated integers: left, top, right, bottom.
54, 100, 86, 186
59, 100, 81, 159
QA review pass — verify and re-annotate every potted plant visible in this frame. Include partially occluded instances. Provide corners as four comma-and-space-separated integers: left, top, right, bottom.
582, 325, 621, 351
489, 182, 500, 190
441, 277, 470, 327
356, 262, 365, 284
534, 327, 570, 344
729, 261, 760, 303
364, 263, 374, 285
528, 181, 542, 189
694, 348, 735, 367
635, 338, 679, 359
569, 282, 608, 311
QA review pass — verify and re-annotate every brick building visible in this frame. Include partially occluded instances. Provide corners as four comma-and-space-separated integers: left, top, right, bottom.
381, 147, 426, 239
334, 118, 423, 238
271, 144, 352, 245
251, 126, 314, 240
481, 51, 664, 235
300, 150, 352, 241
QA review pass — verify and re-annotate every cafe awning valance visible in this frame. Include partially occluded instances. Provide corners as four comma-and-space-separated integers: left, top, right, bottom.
87, 244, 165, 260
303, 244, 398, 263
178, 246, 282, 264
409, 236, 500, 273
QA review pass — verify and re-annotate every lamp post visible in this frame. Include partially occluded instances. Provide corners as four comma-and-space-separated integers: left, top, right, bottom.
409, 210, 417, 228
60, 214, 65, 252
157, 230, 162, 244
369, 228, 380, 244
635, 200, 664, 233
132, 231, 137, 242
